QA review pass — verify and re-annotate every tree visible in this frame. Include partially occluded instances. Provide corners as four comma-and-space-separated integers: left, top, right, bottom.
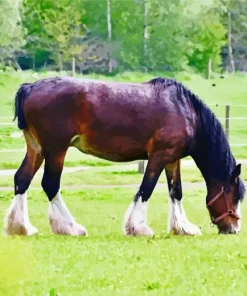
23, 0, 87, 71
13, 0, 241, 74
143, 0, 148, 72
148, 0, 189, 71
220, 0, 247, 72
0, 0, 25, 69
185, 3, 227, 73
106, 0, 112, 73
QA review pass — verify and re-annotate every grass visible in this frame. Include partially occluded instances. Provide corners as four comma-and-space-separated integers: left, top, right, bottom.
0, 144, 247, 171
1, 161, 247, 189
0, 147, 114, 169
0, 187, 247, 295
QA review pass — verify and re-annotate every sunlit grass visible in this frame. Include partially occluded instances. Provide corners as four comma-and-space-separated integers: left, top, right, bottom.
0, 187, 247, 295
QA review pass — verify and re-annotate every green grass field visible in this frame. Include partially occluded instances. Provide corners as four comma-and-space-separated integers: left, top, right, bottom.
1, 162, 247, 189
0, 71, 247, 295
1, 187, 247, 295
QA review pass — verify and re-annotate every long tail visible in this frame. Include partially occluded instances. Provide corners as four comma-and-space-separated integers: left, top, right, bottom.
13, 83, 33, 130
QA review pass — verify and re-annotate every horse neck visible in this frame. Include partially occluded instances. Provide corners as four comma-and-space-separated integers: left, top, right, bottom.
190, 131, 235, 192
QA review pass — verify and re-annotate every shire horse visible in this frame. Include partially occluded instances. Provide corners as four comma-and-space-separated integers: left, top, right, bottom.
4, 76, 245, 236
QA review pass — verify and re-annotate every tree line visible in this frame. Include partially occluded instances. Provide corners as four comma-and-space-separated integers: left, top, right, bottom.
1, 0, 247, 75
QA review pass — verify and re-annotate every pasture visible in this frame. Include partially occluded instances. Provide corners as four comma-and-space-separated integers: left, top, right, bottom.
0, 71, 247, 295
1, 187, 247, 295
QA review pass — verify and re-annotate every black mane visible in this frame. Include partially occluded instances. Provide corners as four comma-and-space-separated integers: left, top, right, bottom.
148, 77, 245, 201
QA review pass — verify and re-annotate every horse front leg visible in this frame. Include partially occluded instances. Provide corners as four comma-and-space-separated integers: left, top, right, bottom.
123, 153, 165, 236
165, 160, 202, 235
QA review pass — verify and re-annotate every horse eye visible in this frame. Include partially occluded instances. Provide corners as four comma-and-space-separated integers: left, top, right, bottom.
224, 187, 230, 193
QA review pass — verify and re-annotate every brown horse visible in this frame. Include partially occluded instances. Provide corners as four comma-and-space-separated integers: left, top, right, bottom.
4, 76, 245, 236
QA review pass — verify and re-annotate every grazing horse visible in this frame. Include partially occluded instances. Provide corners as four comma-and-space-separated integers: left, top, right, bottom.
4, 76, 245, 236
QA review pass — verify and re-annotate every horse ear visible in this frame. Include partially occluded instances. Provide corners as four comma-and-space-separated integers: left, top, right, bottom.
231, 164, 241, 183
235, 164, 241, 176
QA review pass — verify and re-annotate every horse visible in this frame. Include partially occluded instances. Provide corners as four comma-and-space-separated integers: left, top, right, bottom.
4, 76, 245, 237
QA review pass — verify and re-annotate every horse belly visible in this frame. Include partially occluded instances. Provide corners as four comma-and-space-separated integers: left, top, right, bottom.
71, 134, 147, 162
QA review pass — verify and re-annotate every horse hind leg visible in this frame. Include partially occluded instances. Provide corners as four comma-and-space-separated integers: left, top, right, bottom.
4, 131, 44, 236
41, 147, 87, 236
165, 161, 202, 235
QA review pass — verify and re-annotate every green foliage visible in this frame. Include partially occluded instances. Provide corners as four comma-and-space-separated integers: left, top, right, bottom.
148, 0, 189, 71
186, 3, 227, 73
0, 0, 244, 74
23, 0, 87, 70
0, 0, 25, 69
110, 0, 145, 70
220, 0, 247, 71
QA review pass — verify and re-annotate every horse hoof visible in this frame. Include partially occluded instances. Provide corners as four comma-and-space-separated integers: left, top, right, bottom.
49, 218, 88, 236
26, 224, 39, 236
4, 222, 39, 236
75, 224, 88, 236
172, 222, 202, 236
124, 223, 154, 237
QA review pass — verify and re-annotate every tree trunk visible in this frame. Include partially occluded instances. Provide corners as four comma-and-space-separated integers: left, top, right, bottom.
107, 0, 112, 73
72, 57, 76, 77
11, 58, 22, 71
208, 58, 212, 79
58, 53, 63, 72
143, 0, 148, 72
228, 10, 235, 73
33, 53, 35, 71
